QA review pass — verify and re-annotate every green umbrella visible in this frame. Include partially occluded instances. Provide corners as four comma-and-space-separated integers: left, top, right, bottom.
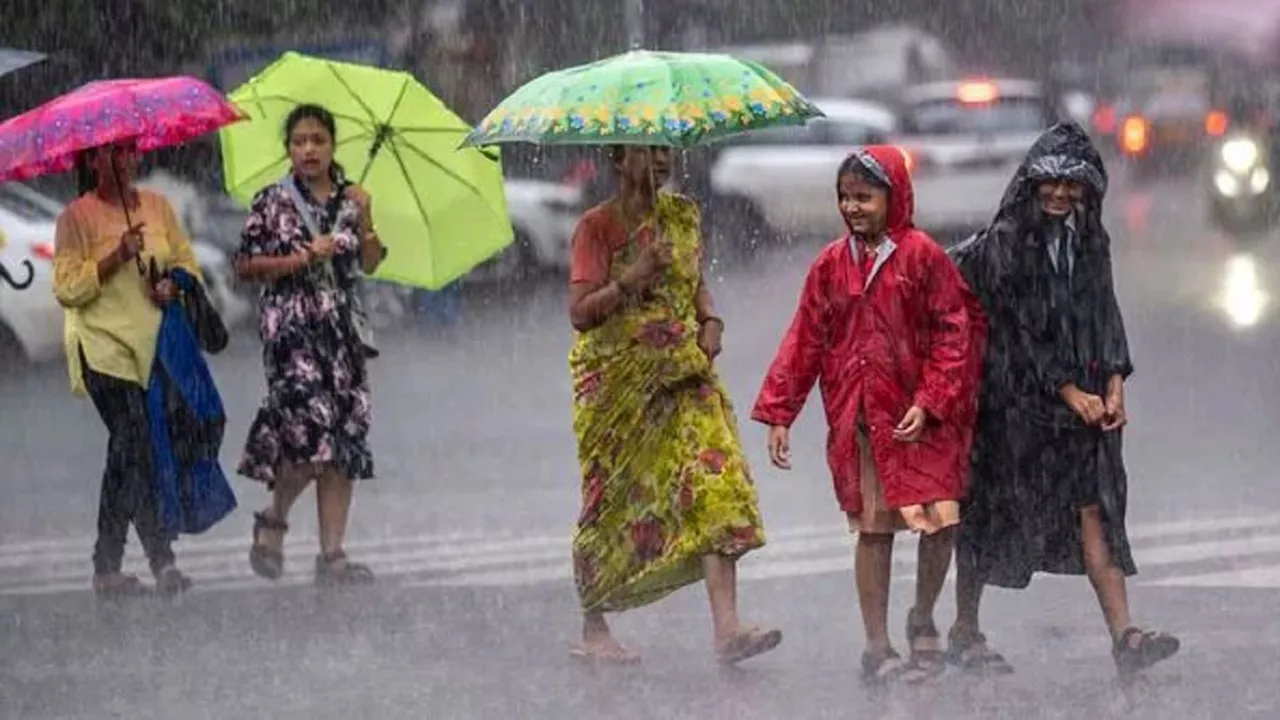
463, 49, 824, 148
220, 51, 513, 290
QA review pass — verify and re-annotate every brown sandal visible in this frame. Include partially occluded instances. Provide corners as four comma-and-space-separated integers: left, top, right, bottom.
92, 573, 148, 600
861, 647, 908, 687
716, 626, 783, 665
314, 550, 375, 587
249, 511, 288, 580
153, 565, 193, 598
903, 607, 946, 683
946, 627, 1014, 675
1113, 626, 1180, 677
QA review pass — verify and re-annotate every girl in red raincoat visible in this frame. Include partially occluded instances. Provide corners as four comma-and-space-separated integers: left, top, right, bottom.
753, 146, 984, 685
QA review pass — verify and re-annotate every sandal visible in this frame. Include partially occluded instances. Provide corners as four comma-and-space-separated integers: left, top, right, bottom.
153, 565, 193, 598
903, 607, 947, 683
716, 626, 783, 665
861, 647, 908, 687
92, 573, 148, 600
946, 627, 1015, 675
569, 642, 642, 666
249, 511, 288, 580
314, 550, 375, 587
1112, 626, 1180, 677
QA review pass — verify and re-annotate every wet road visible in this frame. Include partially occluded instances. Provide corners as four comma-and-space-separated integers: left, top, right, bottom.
2, 174, 1279, 718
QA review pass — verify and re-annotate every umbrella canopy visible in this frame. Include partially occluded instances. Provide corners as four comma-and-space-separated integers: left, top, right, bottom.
0, 48, 46, 79
463, 49, 824, 149
220, 51, 512, 291
0, 76, 245, 183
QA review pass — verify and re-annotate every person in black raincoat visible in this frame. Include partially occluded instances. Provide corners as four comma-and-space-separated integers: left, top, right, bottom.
946, 122, 1180, 677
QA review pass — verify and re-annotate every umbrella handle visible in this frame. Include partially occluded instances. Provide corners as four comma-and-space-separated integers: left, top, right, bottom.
0, 259, 34, 290
108, 160, 146, 276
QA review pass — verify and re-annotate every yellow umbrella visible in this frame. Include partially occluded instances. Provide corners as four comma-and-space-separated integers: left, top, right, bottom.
220, 52, 513, 290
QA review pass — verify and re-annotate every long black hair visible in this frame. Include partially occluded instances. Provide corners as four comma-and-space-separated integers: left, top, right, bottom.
284, 103, 345, 179
74, 148, 99, 196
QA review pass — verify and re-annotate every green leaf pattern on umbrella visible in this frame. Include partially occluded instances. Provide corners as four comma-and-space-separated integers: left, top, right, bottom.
466, 51, 824, 148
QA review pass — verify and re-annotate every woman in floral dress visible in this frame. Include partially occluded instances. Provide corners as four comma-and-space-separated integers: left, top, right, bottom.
567, 145, 780, 665
235, 104, 386, 586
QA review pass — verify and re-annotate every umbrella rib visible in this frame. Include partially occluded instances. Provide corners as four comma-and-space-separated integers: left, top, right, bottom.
324, 62, 384, 128
382, 140, 437, 277
356, 76, 412, 183
234, 93, 376, 131
393, 140, 503, 213
233, 130, 373, 197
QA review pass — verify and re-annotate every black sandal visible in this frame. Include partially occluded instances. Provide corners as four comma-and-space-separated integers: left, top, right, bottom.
861, 647, 908, 687
946, 627, 1015, 675
249, 511, 288, 580
903, 607, 947, 683
1113, 626, 1180, 677
314, 550, 375, 587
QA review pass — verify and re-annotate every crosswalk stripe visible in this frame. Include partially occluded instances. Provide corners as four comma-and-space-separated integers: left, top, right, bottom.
3, 514, 1280, 597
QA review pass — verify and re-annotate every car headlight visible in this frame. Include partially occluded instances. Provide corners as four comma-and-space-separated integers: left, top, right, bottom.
1221, 138, 1260, 173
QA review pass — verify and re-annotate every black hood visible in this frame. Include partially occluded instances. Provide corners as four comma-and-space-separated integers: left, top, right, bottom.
995, 121, 1108, 222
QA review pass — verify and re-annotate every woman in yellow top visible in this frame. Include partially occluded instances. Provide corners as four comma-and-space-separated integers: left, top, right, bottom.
52, 139, 202, 599
566, 145, 780, 665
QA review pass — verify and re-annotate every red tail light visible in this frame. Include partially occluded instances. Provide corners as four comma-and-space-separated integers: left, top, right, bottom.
1120, 116, 1149, 155
1205, 110, 1229, 137
31, 242, 54, 261
1092, 104, 1117, 134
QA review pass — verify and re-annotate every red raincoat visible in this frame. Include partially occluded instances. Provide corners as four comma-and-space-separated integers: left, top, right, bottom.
751, 146, 985, 514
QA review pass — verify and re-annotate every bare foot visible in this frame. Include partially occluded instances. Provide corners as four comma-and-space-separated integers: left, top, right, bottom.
571, 620, 640, 664
570, 638, 641, 665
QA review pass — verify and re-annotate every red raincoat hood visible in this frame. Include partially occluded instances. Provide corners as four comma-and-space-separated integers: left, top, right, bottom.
840, 145, 916, 240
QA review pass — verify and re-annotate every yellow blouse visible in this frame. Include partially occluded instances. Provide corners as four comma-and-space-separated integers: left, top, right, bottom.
52, 189, 202, 396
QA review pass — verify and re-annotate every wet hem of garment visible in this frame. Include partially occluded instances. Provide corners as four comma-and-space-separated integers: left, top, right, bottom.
579, 539, 766, 614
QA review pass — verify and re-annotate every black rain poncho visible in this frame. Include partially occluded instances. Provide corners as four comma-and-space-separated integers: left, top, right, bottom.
949, 121, 1137, 589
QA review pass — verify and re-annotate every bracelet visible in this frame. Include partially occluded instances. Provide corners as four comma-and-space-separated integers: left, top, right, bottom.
699, 315, 724, 329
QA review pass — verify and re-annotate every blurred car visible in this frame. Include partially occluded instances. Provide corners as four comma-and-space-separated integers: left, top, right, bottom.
1207, 131, 1279, 234
0, 182, 250, 365
468, 178, 583, 283
0, 183, 59, 366
896, 77, 1058, 241
709, 97, 898, 240
1110, 70, 1224, 177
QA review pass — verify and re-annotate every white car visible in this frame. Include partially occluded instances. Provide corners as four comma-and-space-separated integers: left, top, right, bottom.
0, 183, 60, 365
897, 78, 1057, 239
0, 182, 251, 365
469, 178, 583, 282
710, 97, 899, 240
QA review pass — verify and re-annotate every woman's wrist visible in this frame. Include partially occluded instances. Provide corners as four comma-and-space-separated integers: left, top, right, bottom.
698, 314, 724, 329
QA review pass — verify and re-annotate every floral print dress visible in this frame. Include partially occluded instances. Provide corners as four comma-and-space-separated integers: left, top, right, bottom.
235, 178, 374, 485
569, 193, 765, 614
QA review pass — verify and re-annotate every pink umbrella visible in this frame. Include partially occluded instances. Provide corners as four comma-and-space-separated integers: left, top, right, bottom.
0, 76, 244, 280
0, 75, 245, 183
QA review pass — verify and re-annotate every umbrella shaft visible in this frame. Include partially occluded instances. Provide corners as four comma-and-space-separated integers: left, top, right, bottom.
624, 0, 645, 48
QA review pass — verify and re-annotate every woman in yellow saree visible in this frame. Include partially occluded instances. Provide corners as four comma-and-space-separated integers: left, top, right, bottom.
567, 145, 780, 665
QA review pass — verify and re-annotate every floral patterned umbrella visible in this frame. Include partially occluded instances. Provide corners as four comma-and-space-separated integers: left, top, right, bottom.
462, 49, 824, 149
0, 75, 245, 183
